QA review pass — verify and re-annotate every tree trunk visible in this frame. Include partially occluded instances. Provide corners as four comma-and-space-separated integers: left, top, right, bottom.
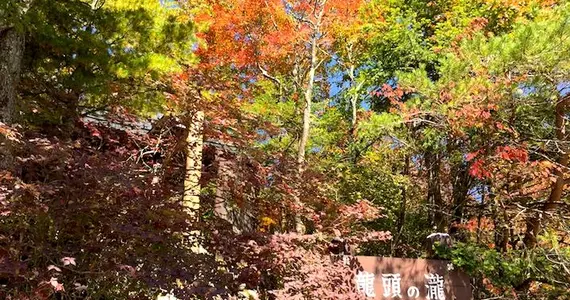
183, 110, 206, 253
351, 94, 357, 129
476, 186, 485, 244
392, 155, 410, 256
183, 110, 205, 219
0, 27, 24, 124
291, 37, 316, 233
292, 4, 325, 233
348, 65, 364, 136
296, 0, 326, 170
524, 95, 569, 248
497, 200, 510, 252
426, 151, 445, 231
297, 35, 318, 171
449, 161, 472, 237
0, 27, 24, 173
348, 64, 358, 130
214, 147, 230, 223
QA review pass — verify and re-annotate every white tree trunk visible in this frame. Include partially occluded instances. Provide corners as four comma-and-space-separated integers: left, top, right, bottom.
297, 35, 318, 171
183, 110, 206, 253
293, 2, 326, 233
183, 110, 205, 218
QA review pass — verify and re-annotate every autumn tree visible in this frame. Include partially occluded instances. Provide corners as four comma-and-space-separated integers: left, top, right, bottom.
394, 2, 570, 296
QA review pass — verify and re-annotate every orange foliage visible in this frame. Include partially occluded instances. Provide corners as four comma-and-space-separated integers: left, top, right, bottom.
456, 217, 495, 233
193, 0, 299, 75
192, 0, 365, 79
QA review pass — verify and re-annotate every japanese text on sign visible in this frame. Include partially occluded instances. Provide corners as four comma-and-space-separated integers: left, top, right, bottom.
356, 271, 446, 299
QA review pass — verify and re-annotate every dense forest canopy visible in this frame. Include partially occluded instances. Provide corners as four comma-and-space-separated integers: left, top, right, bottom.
0, 0, 569, 299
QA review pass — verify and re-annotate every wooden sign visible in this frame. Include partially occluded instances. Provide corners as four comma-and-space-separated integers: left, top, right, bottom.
353, 256, 472, 300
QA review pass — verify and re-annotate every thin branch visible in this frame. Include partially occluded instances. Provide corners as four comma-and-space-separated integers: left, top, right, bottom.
258, 64, 282, 88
